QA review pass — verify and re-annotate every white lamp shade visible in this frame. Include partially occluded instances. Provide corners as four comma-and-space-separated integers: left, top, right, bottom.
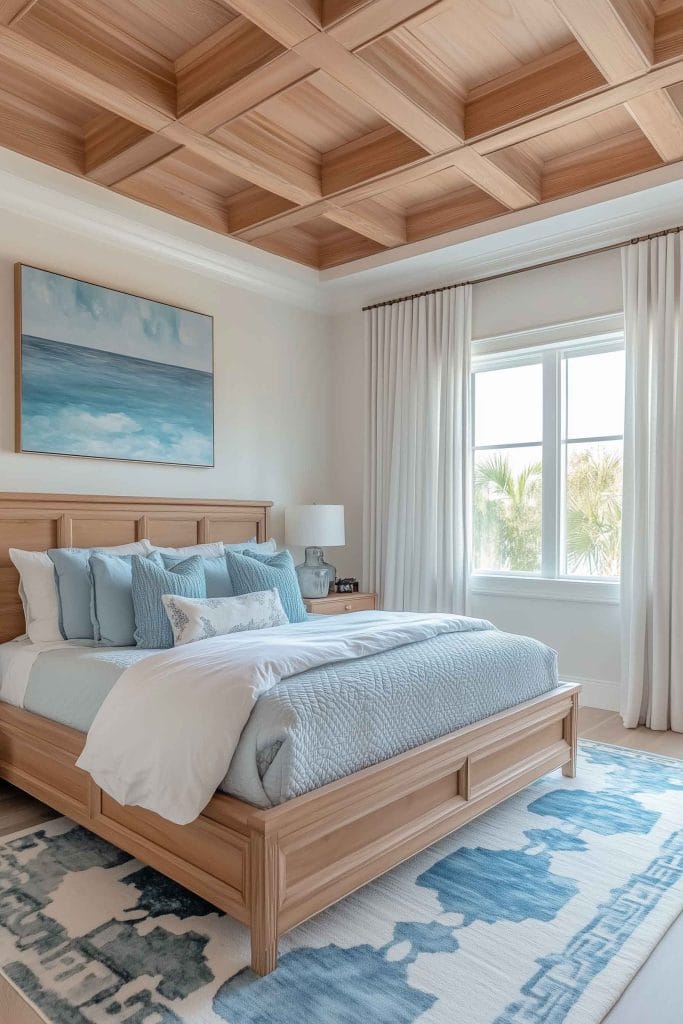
285, 505, 345, 547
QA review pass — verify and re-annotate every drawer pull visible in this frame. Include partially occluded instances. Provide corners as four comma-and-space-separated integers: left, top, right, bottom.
344, 603, 352, 611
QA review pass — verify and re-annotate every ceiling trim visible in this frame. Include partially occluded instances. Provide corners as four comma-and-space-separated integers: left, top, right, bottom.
3, 148, 683, 318
0, 150, 324, 312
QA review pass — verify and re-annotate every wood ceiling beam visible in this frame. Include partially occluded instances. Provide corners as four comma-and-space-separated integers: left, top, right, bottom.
294, 33, 462, 150
324, 197, 407, 245
229, 0, 464, 149
551, 0, 654, 82
450, 148, 541, 209
358, 32, 464, 140
179, 50, 315, 134
326, 1, 458, 49
0, 25, 173, 131
0, 21, 322, 204
625, 88, 683, 162
175, 19, 284, 119
218, 0, 320, 47
474, 56, 683, 154
0, 0, 37, 25
225, 51, 683, 241
84, 115, 179, 185
162, 122, 322, 204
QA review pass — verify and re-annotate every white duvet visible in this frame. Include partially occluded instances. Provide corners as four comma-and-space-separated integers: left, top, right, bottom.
76, 610, 487, 824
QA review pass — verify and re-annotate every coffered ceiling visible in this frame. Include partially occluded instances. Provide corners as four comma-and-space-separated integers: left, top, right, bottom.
0, 0, 682, 269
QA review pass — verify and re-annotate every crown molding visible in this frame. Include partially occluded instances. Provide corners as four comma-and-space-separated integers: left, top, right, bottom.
3, 148, 683, 319
0, 150, 323, 313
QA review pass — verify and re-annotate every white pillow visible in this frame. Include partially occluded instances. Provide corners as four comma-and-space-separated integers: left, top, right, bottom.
10, 540, 154, 644
162, 588, 288, 646
151, 542, 225, 558
9, 549, 62, 642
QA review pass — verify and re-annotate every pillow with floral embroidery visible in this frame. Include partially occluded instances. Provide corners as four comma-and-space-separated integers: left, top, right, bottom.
161, 588, 288, 646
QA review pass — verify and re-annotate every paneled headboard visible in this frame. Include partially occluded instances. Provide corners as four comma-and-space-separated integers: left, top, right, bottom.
0, 492, 272, 643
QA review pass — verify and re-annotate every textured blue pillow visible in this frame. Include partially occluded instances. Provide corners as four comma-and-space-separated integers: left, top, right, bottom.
90, 551, 162, 647
161, 553, 234, 598
132, 555, 206, 649
49, 541, 152, 639
225, 549, 306, 624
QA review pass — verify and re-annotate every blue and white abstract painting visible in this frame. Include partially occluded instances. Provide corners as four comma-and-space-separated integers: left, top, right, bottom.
18, 265, 214, 466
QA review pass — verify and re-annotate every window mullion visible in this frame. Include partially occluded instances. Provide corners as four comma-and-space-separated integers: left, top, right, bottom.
541, 351, 560, 578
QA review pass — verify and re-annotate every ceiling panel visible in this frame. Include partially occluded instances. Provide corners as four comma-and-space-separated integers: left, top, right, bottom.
0, 0, 679, 269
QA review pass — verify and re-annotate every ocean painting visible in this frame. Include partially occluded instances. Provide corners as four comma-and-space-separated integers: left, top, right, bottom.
17, 266, 214, 466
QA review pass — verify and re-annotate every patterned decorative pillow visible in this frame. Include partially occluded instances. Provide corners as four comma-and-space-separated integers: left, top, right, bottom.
224, 548, 307, 623
132, 555, 206, 649
161, 588, 289, 646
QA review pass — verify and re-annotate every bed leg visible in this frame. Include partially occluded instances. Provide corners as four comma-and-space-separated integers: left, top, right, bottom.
562, 690, 579, 778
249, 829, 280, 976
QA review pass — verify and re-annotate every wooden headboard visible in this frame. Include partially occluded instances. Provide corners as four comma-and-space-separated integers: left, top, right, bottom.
0, 492, 272, 643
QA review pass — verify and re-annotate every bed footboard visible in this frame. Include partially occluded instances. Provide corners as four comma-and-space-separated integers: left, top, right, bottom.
0, 684, 580, 976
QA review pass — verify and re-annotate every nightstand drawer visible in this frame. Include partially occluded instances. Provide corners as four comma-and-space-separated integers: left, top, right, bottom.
304, 593, 377, 615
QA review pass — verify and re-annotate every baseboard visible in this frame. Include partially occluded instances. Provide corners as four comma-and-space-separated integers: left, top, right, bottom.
560, 675, 621, 712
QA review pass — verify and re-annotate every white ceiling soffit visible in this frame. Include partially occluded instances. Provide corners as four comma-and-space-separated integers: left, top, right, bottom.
2, 148, 683, 315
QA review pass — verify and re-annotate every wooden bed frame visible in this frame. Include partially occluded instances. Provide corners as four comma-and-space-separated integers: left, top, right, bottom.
0, 492, 579, 975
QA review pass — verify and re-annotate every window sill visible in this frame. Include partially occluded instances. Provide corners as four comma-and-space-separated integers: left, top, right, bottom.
470, 573, 620, 604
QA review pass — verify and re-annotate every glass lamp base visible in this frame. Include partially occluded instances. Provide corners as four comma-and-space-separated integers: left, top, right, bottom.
295, 546, 336, 598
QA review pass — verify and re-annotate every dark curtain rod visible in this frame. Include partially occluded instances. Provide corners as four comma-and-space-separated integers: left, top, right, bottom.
361, 223, 682, 312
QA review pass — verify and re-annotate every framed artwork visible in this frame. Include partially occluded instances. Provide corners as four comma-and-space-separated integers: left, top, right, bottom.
14, 264, 214, 467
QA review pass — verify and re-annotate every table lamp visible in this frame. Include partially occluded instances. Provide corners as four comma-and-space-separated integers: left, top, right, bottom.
285, 504, 345, 598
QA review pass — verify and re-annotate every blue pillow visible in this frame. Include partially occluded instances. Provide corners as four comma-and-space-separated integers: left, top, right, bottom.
49, 542, 151, 639
161, 553, 234, 598
225, 539, 277, 555
132, 555, 206, 649
90, 551, 162, 647
225, 549, 306, 624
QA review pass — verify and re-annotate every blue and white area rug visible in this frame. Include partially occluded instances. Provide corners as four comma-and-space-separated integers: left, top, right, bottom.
0, 741, 681, 1024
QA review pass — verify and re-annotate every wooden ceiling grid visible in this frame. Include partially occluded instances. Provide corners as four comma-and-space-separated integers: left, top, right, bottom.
0, 0, 682, 268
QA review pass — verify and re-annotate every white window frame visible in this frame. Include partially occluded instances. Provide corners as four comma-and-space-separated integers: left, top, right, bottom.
470, 315, 624, 605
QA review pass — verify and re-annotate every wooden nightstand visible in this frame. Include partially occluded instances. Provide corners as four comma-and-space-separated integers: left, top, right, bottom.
304, 592, 377, 615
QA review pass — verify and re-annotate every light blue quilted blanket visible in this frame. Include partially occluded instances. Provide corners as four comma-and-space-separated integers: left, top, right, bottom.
225, 625, 558, 806
8, 619, 558, 807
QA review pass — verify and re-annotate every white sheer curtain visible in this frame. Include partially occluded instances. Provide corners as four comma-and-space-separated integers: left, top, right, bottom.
363, 285, 472, 613
621, 233, 683, 732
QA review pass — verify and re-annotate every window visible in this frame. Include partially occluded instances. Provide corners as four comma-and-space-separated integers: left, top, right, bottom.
472, 337, 624, 589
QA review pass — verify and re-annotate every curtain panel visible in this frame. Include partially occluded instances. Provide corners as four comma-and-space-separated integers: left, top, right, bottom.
363, 286, 472, 613
621, 234, 683, 732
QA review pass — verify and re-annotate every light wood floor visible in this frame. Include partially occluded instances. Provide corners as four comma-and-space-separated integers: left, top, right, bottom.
0, 709, 681, 1024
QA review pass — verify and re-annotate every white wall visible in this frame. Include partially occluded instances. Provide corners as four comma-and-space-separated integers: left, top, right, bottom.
331, 248, 624, 708
0, 206, 333, 543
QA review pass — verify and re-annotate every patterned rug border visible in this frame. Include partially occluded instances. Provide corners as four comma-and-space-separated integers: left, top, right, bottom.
578, 738, 683, 767
0, 962, 52, 1024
